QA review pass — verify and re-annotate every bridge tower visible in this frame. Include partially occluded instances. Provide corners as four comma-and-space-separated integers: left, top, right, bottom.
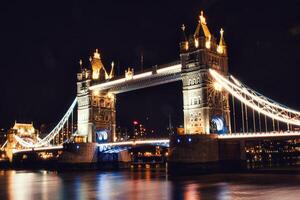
90, 50, 116, 143
77, 60, 93, 142
180, 11, 231, 135
77, 50, 116, 143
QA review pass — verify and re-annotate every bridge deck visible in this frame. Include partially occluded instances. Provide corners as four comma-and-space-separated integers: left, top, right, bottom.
218, 131, 300, 140
11, 132, 300, 154
89, 62, 182, 93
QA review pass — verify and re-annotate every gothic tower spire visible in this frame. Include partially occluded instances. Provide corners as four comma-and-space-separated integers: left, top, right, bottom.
217, 28, 227, 54
194, 11, 211, 39
91, 49, 108, 80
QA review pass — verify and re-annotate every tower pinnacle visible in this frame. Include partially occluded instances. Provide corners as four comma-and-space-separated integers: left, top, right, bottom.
79, 59, 83, 71
106, 61, 115, 79
199, 11, 206, 25
93, 49, 100, 59
181, 24, 185, 31
217, 28, 226, 54
180, 24, 189, 51
91, 49, 105, 80
194, 10, 211, 39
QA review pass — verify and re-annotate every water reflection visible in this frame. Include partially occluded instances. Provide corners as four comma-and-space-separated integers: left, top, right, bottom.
3, 170, 63, 200
0, 168, 300, 200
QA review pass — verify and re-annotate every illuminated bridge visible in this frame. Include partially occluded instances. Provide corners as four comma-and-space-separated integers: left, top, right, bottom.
2, 11, 300, 164
5, 66, 300, 156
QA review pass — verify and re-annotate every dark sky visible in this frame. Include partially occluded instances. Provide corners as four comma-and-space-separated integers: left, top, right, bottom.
0, 0, 299, 132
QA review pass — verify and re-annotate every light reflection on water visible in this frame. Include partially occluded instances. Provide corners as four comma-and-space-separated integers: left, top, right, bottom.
0, 169, 300, 200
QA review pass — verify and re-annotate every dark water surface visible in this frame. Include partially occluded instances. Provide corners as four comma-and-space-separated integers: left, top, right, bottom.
0, 168, 300, 200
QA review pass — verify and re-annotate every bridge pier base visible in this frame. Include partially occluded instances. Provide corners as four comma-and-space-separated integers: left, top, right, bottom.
59, 143, 132, 169
168, 134, 219, 172
59, 143, 98, 165
168, 134, 246, 173
98, 150, 132, 169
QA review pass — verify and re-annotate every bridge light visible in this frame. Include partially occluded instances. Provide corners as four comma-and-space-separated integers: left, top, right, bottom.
188, 138, 192, 142
205, 37, 211, 49
76, 145, 79, 150
184, 41, 189, 50
177, 139, 180, 143
194, 38, 199, 48
213, 81, 222, 91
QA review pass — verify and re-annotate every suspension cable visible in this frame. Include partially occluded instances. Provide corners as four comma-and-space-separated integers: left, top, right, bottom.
209, 69, 300, 126
265, 115, 268, 132
232, 95, 237, 133
245, 104, 249, 132
252, 108, 256, 132
258, 112, 262, 132
241, 102, 245, 133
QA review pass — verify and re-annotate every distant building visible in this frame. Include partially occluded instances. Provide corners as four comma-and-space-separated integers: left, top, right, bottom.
12, 122, 39, 139
116, 126, 130, 141
5, 122, 39, 161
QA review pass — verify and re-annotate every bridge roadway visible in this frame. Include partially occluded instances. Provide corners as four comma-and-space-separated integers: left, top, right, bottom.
218, 131, 300, 140
89, 61, 182, 93
12, 146, 63, 154
11, 131, 300, 154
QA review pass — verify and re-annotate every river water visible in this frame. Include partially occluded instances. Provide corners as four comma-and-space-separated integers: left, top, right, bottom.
0, 167, 299, 200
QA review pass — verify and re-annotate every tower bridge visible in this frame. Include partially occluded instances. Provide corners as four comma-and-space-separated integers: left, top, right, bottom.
2, 11, 300, 166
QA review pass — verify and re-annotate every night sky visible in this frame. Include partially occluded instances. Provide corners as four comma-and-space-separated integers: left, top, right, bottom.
0, 0, 299, 132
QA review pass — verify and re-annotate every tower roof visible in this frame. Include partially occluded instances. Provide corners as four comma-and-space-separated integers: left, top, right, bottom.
194, 11, 211, 38
90, 49, 104, 71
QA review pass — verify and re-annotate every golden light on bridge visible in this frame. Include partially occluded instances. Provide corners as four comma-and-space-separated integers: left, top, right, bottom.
213, 81, 223, 91
205, 36, 211, 49
194, 38, 199, 48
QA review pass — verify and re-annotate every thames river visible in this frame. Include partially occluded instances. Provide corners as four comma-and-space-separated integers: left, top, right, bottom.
0, 167, 300, 200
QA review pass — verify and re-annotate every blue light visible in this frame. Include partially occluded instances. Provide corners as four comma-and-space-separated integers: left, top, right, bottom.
211, 116, 228, 134
177, 139, 180, 143
96, 130, 109, 143
76, 145, 79, 149
188, 138, 192, 142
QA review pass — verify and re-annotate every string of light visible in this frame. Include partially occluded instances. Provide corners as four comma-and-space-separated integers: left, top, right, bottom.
210, 69, 300, 126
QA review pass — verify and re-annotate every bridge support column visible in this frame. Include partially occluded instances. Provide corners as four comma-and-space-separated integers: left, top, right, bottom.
91, 90, 116, 143
77, 67, 93, 142
59, 143, 98, 167
168, 134, 219, 169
